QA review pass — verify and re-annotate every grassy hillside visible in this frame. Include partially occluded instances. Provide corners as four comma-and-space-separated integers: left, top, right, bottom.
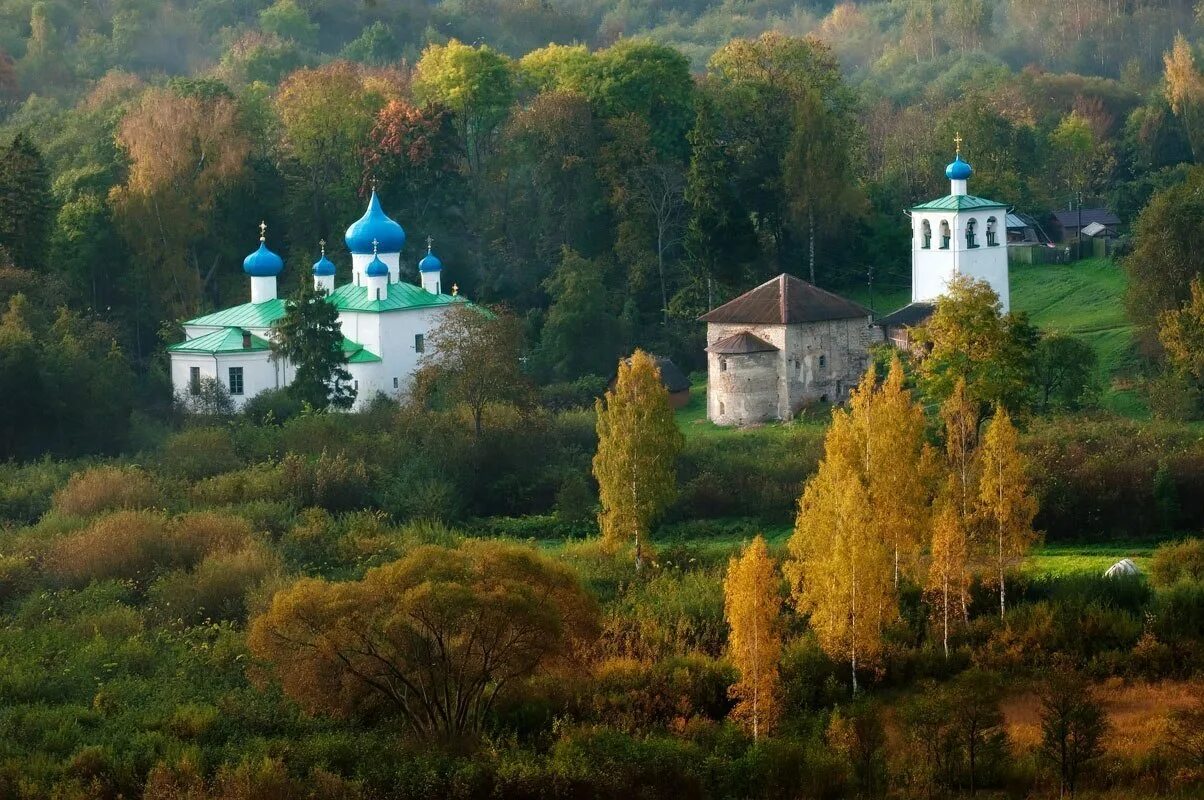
1009, 258, 1141, 414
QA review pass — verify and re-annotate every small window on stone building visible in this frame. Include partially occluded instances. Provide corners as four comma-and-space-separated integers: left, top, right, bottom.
353, 380, 359, 392
719, 401, 725, 416
921, 219, 931, 249
940, 219, 951, 249
189, 366, 200, 395
415, 333, 425, 353
719, 357, 727, 372
820, 394, 829, 403
393, 377, 399, 389
818, 354, 826, 368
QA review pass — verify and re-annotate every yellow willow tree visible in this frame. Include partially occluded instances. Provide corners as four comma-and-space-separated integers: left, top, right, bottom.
787, 410, 895, 695
724, 535, 783, 740
979, 406, 1038, 620
868, 356, 935, 586
593, 350, 684, 570
926, 477, 970, 660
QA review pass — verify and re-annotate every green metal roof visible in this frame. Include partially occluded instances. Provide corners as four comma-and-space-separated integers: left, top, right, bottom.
185, 298, 287, 328
341, 336, 382, 363
329, 281, 464, 313
912, 194, 1007, 211
167, 327, 271, 355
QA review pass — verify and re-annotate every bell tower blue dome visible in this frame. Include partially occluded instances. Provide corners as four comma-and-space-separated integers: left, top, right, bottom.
945, 155, 973, 181
243, 224, 284, 277
345, 190, 405, 255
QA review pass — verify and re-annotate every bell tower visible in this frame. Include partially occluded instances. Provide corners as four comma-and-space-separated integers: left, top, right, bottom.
909, 135, 1010, 312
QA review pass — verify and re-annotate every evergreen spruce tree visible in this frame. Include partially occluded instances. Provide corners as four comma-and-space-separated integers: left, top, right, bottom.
271, 283, 355, 410
0, 133, 53, 268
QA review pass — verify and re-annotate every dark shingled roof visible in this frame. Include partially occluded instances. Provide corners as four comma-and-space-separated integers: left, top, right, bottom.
699, 274, 871, 325
615, 354, 691, 394
706, 331, 779, 355
1052, 208, 1120, 229
873, 301, 936, 328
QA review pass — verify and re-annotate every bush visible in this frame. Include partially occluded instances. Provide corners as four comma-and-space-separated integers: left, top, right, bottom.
586, 655, 734, 731
45, 510, 252, 588
1150, 538, 1204, 588
150, 542, 281, 625
189, 463, 288, 506
160, 427, 241, 480
241, 387, 305, 425
52, 465, 159, 517
1147, 370, 1201, 421
0, 459, 77, 525
280, 450, 373, 512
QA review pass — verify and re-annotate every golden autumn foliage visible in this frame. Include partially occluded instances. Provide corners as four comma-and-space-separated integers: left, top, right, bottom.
786, 399, 895, 694
247, 540, 600, 741
52, 464, 159, 517
941, 378, 980, 522
723, 535, 782, 740
979, 406, 1039, 619
926, 478, 971, 659
593, 350, 684, 569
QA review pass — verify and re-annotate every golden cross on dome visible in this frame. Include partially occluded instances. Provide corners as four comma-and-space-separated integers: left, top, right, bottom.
372, 238, 379, 255
426, 235, 434, 252
319, 238, 326, 256
452, 283, 459, 296
259, 220, 267, 241
954, 131, 963, 156
370, 175, 378, 192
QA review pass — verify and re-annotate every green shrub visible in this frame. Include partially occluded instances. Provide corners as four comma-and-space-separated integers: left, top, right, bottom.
150, 542, 281, 625
1150, 538, 1204, 588
51, 465, 159, 517
0, 459, 77, 525
280, 451, 373, 512
241, 387, 304, 425
469, 514, 594, 540
189, 463, 288, 506
587, 655, 734, 731
160, 427, 241, 480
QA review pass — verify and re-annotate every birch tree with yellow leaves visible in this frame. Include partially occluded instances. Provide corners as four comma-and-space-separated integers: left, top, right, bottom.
979, 406, 1038, 619
593, 350, 684, 570
724, 535, 783, 740
926, 478, 970, 659
787, 406, 895, 695
869, 356, 935, 586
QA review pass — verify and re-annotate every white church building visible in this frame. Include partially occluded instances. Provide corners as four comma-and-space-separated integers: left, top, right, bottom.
168, 190, 463, 409
702, 145, 1011, 425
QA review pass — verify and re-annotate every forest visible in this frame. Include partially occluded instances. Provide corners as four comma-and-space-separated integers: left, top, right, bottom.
5, 1, 1204, 798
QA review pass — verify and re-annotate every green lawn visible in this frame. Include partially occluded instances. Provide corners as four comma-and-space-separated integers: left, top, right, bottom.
1009, 258, 1142, 415
1020, 542, 1154, 578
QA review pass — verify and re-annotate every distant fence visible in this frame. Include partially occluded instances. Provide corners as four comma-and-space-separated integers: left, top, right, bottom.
1009, 238, 1121, 265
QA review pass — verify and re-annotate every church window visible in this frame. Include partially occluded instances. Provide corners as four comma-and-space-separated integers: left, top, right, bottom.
939, 220, 951, 249
415, 333, 425, 353
393, 377, 399, 389
921, 219, 931, 249
189, 367, 200, 395
818, 354, 827, 368
986, 216, 998, 246
353, 380, 359, 392
966, 218, 979, 248
228, 367, 244, 396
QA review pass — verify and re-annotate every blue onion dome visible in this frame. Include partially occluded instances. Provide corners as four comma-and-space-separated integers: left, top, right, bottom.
365, 254, 389, 278
418, 243, 443, 273
243, 225, 284, 277
946, 155, 973, 181
313, 250, 336, 277
345, 190, 405, 254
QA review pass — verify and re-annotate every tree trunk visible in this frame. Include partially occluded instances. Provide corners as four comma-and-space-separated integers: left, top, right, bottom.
808, 210, 816, 285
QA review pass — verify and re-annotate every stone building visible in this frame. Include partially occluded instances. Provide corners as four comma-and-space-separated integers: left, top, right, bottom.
699, 274, 879, 426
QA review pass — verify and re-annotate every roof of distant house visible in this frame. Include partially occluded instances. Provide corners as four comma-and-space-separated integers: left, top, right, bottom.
873, 301, 936, 329
613, 354, 691, 394
707, 331, 779, 355
1052, 208, 1120, 229
699, 274, 870, 325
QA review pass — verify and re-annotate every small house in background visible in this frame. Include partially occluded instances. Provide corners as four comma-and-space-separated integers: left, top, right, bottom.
1080, 221, 1114, 239
611, 354, 692, 409
1006, 212, 1047, 244
1053, 207, 1120, 241
873, 301, 935, 350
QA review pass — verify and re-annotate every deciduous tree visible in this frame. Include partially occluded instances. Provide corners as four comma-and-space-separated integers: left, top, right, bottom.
592, 349, 683, 570
723, 535, 783, 740
248, 540, 600, 741
418, 302, 530, 437
978, 406, 1038, 619
926, 479, 970, 659
1038, 664, 1108, 797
